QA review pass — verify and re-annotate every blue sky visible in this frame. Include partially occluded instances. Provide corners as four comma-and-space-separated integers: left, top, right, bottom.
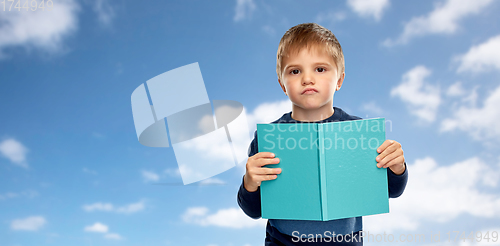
1, 0, 500, 245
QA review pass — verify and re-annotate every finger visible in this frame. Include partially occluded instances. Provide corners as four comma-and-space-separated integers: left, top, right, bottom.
376, 142, 400, 162
385, 156, 405, 170
377, 140, 394, 153
252, 152, 275, 159
252, 167, 282, 175
260, 174, 278, 181
255, 157, 280, 167
377, 148, 403, 168
250, 173, 278, 183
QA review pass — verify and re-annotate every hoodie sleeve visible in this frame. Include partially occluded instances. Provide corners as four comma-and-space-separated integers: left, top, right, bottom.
387, 162, 408, 198
236, 131, 262, 219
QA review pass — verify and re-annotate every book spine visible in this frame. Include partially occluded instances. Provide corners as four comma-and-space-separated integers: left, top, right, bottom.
317, 123, 328, 221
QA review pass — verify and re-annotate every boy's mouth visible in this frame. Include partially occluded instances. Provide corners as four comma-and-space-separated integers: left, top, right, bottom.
302, 88, 318, 95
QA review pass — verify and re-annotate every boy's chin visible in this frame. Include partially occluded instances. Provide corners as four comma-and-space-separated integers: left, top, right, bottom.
293, 103, 330, 111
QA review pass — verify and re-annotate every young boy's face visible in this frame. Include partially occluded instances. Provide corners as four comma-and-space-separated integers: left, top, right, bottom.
278, 45, 344, 115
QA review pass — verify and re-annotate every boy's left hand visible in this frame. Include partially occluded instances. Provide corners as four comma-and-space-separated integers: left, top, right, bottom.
376, 140, 406, 175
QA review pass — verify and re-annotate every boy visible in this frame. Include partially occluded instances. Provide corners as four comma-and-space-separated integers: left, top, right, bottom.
237, 23, 408, 245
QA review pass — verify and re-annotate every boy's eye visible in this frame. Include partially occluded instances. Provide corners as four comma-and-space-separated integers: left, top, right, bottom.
290, 69, 300, 75
316, 67, 326, 72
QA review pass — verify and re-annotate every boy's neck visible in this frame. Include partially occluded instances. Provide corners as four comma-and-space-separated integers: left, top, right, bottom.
290, 105, 334, 122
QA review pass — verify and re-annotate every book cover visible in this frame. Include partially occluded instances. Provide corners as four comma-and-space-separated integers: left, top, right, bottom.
257, 118, 389, 221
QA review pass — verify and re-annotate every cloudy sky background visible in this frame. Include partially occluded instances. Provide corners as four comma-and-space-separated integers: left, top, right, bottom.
1, 0, 500, 245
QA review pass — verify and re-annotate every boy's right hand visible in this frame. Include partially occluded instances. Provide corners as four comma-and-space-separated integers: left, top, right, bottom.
243, 152, 281, 192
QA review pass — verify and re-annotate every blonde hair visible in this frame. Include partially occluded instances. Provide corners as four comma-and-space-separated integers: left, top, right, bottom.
276, 23, 344, 82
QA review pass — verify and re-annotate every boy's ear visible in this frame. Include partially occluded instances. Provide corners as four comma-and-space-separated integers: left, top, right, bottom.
336, 72, 345, 91
279, 79, 287, 96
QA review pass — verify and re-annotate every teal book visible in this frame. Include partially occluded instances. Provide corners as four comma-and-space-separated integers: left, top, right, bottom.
257, 118, 389, 221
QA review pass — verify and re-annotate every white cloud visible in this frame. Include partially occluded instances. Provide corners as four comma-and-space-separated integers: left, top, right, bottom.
184, 207, 208, 218
182, 207, 266, 229
198, 114, 216, 133
463, 86, 479, 106
261, 25, 276, 36
84, 222, 108, 233
441, 84, 500, 141
162, 100, 289, 184
104, 233, 123, 240
390, 66, 441, 122
199, 178, 226, 185
347, 0, 389, 21
456, 35, 500, 73
164, 168, 181, 177
359, 101, 385, 116
0, 190, 38, 200
141, 170, 160, 182
446, 81, 466, 97
234, 0, 256, 22
115, 201, 145, 214
11, 216, 46, 231
364, 157, 500, 233
177, 126, 236, 165
84, 222, 123, 240
0, 138, 29, 168
93, 0, 115, 26
83, 200, 145, 214
445, 81, 480, 109
0, 192, 19, 200
82, 167, 98, 175
247, 100, 291, 129
83, 202, 114, 212
383, 0, 494, 46
170, 103, 254, 185
169, 100, 290, 183
0, 0, 79, 57
315, 11, 347, 24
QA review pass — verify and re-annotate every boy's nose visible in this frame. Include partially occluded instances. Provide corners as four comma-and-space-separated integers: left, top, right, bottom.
301, 74, 315, 85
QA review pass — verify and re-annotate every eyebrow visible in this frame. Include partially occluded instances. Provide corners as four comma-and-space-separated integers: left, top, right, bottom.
284, 62, 333, 70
